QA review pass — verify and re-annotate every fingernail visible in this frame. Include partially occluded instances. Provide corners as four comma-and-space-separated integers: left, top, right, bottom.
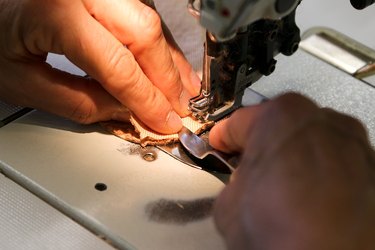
167, 110, 182, 132
190, 70, 202, 94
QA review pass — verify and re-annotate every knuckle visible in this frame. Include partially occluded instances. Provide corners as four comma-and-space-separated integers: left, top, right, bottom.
164, 66, 183, 95
144, 92, 167, 119
323, 108, 368, 136
276, 93, 316, 109
69, 99, 96, 124
141, 91, 172, 125
269, 93, 319, 121
166, 63, 181, 83
104, 46, 142, 91
117, 64, 144, 99
66, 81, 99, 124
139, 6, 163, 43
106, 44, 128, 75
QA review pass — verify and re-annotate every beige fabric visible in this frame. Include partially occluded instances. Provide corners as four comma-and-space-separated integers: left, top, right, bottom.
131, 115, 214, 143
101, 115, 214, 147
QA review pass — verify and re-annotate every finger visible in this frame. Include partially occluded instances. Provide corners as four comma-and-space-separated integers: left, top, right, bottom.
209, 105, 262, 153
27, 1, 182, 133
209, 93, 319, 154
82, 0, 192, 117
1, 61, 129, 124
161, 20, 202, 96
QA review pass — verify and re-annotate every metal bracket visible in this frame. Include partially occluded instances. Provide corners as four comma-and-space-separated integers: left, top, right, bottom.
300, 27, 375, 87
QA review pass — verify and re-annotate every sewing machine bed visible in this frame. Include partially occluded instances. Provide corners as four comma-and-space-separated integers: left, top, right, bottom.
1, 48, 375, 250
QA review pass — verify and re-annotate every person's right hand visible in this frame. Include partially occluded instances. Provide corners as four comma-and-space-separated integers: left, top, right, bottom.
0, 0, 201, 134
210, 93, 375, 250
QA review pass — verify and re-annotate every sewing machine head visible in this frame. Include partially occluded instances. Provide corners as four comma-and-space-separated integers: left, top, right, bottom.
187, 0, 375, 122
187, 0, 301, 122
188, 0, 300, 41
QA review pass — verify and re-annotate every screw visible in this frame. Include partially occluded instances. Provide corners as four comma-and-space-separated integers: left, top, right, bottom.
142, 151, 157, 162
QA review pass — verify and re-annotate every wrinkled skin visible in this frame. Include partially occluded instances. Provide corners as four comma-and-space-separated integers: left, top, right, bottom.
0, 0, 200, 134
210, 93, 375, 250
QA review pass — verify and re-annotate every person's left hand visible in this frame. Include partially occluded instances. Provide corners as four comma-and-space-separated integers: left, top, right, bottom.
0, 0, 201, 134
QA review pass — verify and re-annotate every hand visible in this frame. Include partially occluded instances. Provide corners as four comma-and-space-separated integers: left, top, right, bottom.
0, 0, 201, 134
209, 93, 375, 250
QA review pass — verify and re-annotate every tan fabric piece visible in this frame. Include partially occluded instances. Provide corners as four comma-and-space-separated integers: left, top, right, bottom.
101, 115, 214, 147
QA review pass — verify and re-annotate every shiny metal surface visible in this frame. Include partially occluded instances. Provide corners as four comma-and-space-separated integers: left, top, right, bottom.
158, 142, 203, 170
300, 27, 375, 89
178, 127, 237, 173
0, 111, 226, 250
300, 27, 375, 76
0, 173, 116, 250
188, 41, 214, 121
187, 0, 200, 18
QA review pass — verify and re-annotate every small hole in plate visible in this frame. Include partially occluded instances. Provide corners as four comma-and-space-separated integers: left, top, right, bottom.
95, 183, 107, 191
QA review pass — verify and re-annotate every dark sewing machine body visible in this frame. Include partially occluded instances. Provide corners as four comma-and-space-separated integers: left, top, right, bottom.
188, 0, 375, 122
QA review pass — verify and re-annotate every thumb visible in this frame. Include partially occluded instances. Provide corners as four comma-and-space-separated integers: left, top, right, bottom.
209, 106, 262, 153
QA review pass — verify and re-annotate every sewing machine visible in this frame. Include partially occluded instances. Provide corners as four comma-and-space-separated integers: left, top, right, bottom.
188, 0, 375, 122
1, 0, 375, 249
